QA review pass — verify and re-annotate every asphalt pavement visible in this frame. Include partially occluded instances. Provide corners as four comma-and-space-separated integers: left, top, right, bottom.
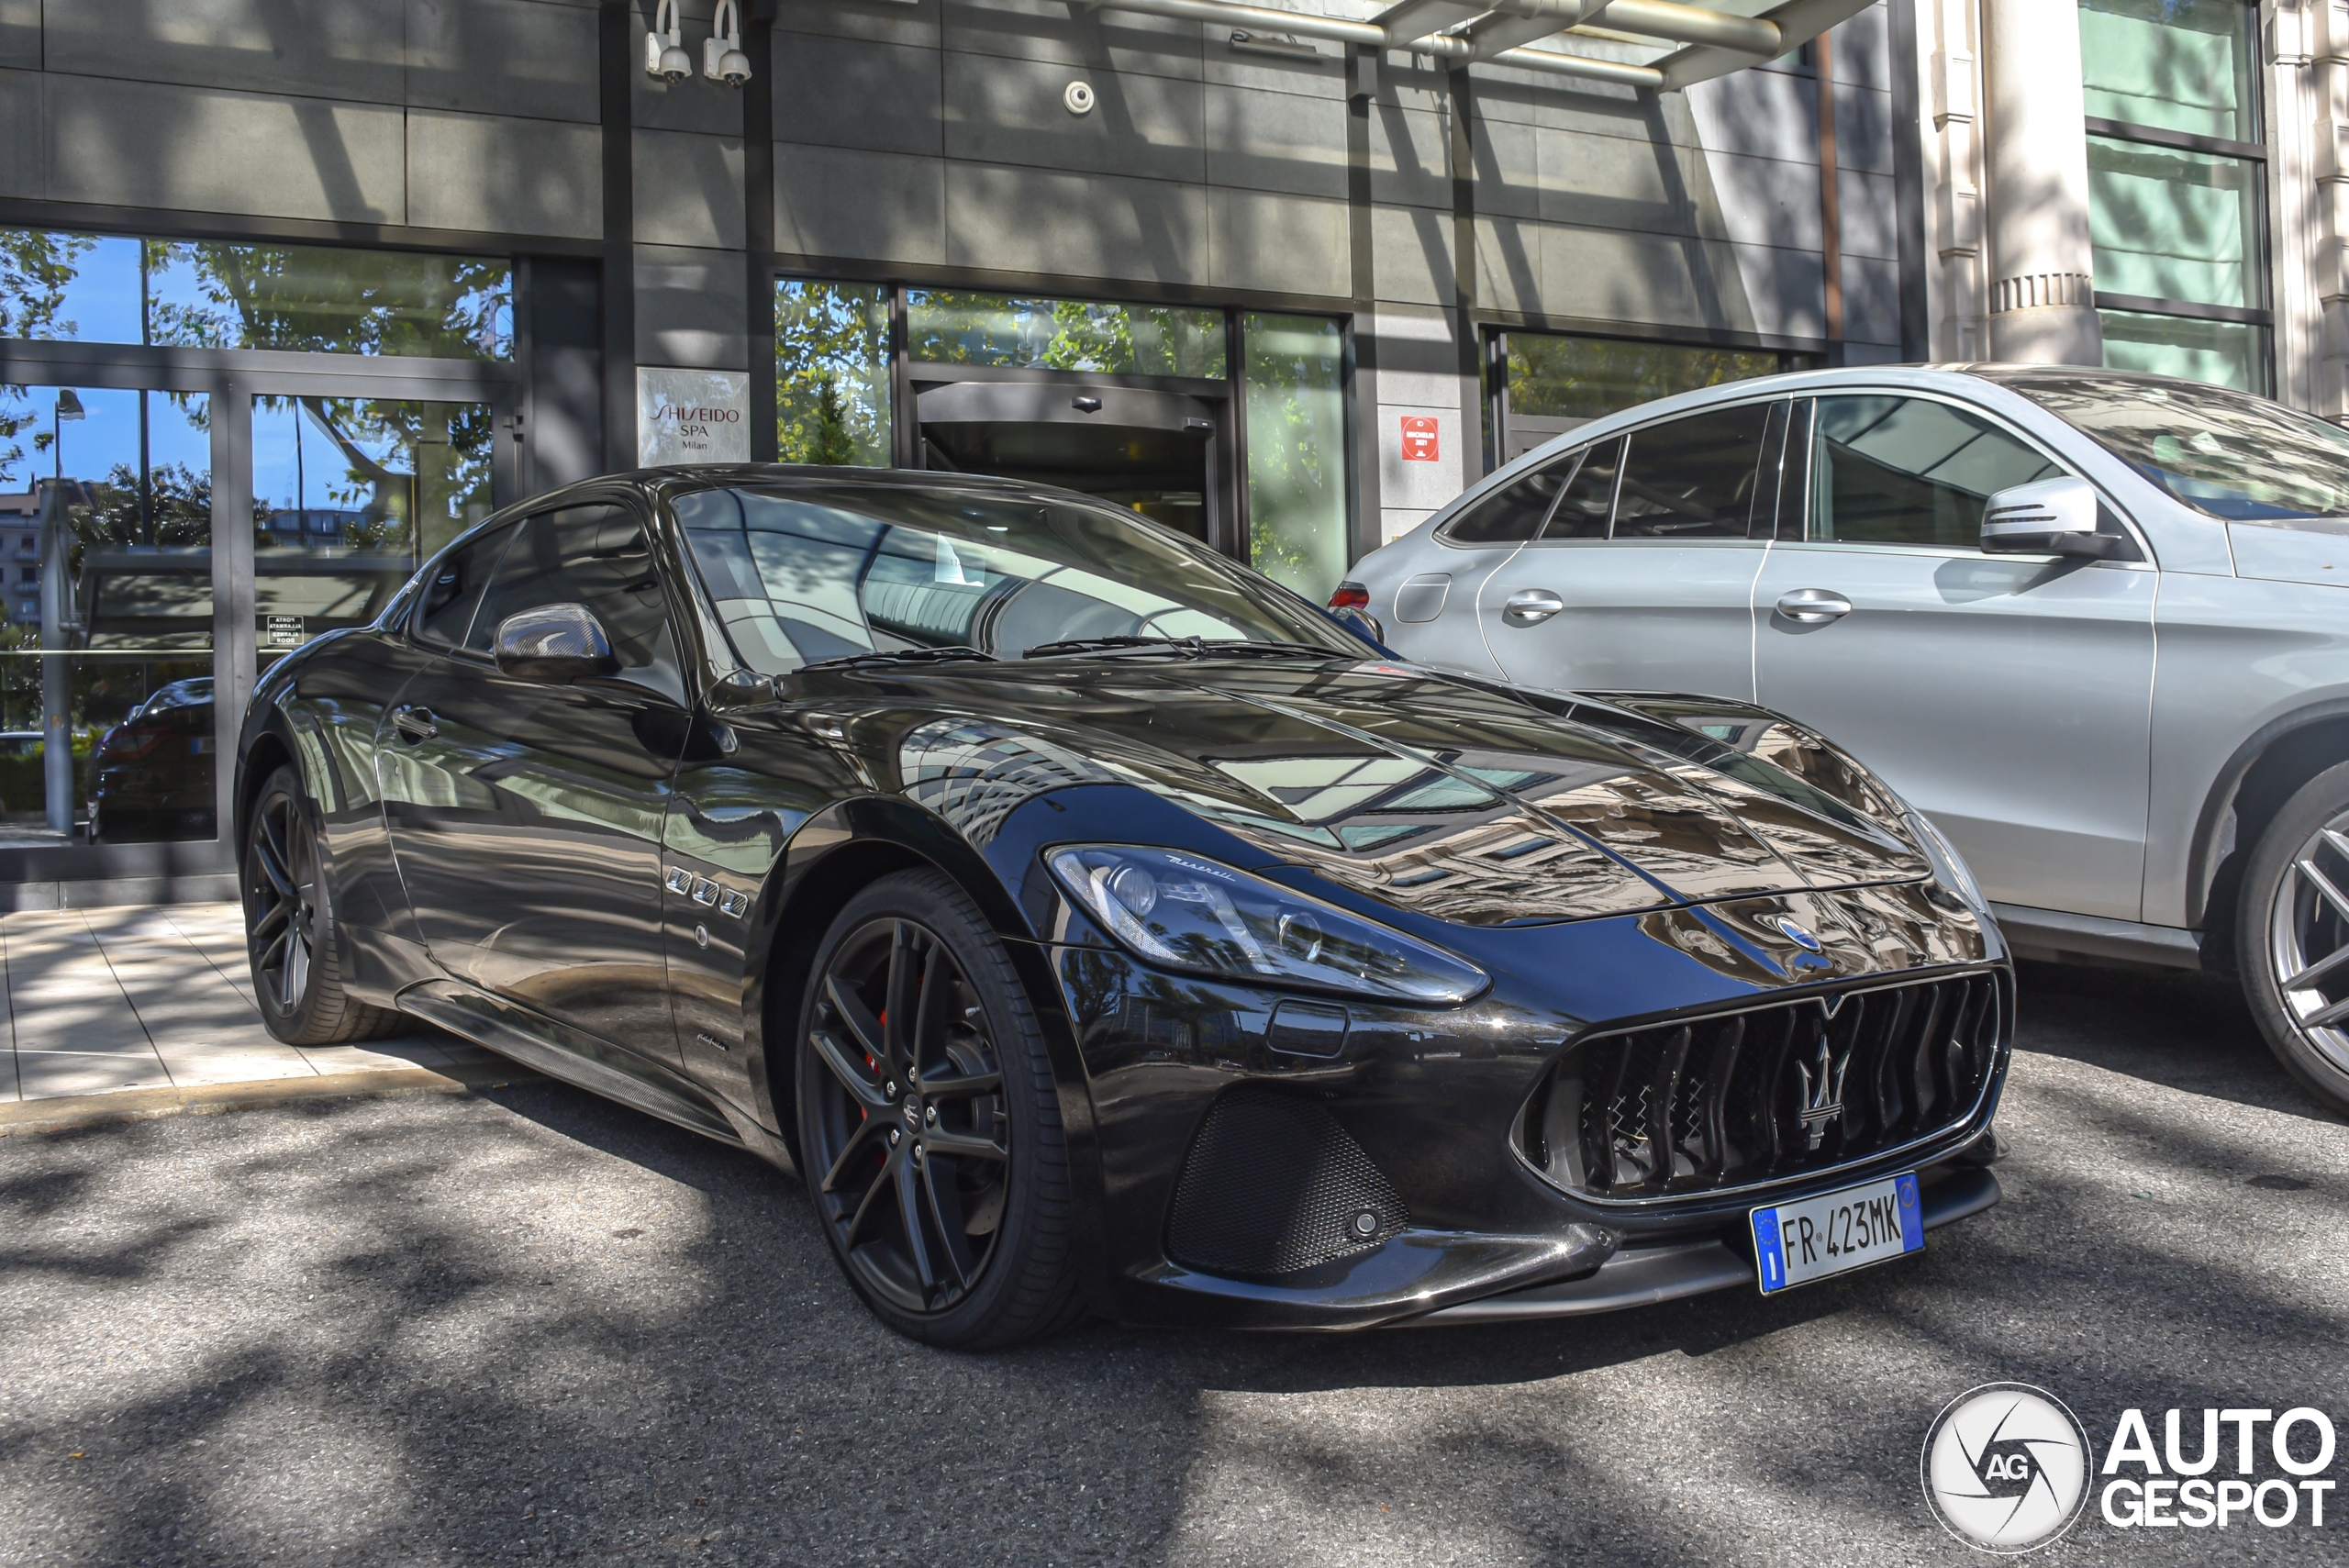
3, 960, 2344, 1567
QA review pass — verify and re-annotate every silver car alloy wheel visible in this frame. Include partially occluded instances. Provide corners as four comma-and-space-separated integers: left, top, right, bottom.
2266, 810, 2349, 1075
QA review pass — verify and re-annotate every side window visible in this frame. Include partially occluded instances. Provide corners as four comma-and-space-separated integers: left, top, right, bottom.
412, 521, 519, 651
1540, 438, 1620, 539
475, 502, 685, 701
1810, 395, 2065, 548
1613, 402, 1775, 539
1438, 449, 1579, 545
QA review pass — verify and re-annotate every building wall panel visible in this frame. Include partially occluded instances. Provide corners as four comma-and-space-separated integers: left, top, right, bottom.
637, 243, 748, 369
45, 75, 406, 224
0, 0, 39, 72
770, 32, 943, 157
939, 0, 1205, 85
943, 50, 1204, 184
945, 161, 1206, 284
634, 128, 745, 250
774, 143, 946, 265
405, 0, 599, 125
409, 108, 601, 238
1207, 186, 1349, 298
1205, 82, 1348, 200
44, 0, 405, 106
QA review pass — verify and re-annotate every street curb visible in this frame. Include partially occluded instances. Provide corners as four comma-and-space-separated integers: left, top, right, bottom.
0, 1057, 545, 1138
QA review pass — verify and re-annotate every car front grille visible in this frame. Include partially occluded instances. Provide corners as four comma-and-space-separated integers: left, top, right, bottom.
1516, 970, 2006, 1204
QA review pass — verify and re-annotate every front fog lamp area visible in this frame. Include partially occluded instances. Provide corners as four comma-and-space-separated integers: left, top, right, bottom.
1045, 845, 1486, 1005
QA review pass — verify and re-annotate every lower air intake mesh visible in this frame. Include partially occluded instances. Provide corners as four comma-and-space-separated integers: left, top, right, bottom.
1165, 1089, 1408, 1279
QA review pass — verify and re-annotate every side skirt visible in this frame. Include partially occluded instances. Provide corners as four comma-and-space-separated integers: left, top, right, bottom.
1987, 902, 2207, 972
395, 979, 746, 1149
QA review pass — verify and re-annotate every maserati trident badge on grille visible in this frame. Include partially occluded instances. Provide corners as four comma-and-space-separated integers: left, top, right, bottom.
1796, 1037, 1851, 1150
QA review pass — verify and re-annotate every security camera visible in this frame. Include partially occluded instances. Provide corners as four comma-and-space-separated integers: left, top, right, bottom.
705, 0, 752, 86
644, 0, 691, 83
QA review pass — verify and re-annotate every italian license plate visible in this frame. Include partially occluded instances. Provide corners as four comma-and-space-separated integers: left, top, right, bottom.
1750, 1172, 1924, 1294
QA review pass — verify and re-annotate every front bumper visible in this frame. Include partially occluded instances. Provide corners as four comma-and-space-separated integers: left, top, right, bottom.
1413, 1162, 2000, 1324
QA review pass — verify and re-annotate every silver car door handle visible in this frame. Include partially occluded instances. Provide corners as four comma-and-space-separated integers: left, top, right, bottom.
391, 705, 438, 743
1501, 589, 1565, 628
1775, 588, 1854, 624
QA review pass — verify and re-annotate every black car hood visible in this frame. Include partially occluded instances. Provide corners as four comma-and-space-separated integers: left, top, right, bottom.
832, 659, 1932, 928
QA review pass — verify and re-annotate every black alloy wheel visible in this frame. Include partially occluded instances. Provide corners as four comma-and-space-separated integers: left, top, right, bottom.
798, 870, 1081, 1347
243, 765, 395, 1046
2240, 760, 2349, 1113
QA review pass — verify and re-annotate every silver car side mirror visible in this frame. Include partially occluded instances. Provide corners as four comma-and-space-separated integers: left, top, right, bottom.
493, 602, 620, 684
1980, 477, 2124, 558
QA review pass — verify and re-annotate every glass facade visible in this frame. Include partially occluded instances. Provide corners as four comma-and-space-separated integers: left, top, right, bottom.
1241, 315, 1347, 601
1503, 334, 1787, 424
775, 280, 892, 467
906, 292, 1227, 379
0, 229, 518, 856
2077, 0, 2269, 393
2079, 0, 2257, 141
0, 387, 213, 844
0, 230, 511, 358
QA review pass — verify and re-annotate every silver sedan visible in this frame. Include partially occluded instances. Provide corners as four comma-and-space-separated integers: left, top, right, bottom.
1340, 364, 2349, 1111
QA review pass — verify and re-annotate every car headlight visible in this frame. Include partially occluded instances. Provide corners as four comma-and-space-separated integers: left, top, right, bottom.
1904, 808, 1988, 914
1045, 844, 1487, 1005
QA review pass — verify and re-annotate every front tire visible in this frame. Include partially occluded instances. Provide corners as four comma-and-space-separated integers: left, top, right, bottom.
796, 869, 1082, 1348
243, 765, 398, 1046
2238, 761, 2349, 1112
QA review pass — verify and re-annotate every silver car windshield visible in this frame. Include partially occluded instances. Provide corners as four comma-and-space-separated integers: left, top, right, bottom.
2000, 372, 2349, 522
670, 482, 1362, 674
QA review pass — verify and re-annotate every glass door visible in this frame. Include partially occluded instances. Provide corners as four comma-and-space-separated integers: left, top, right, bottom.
0, 383, 214, 845
249, 394, 496, 677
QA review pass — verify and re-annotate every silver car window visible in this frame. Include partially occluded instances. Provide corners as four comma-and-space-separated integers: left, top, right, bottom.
1809, 395, 2065, 549
1614, 402, 1776, 539
1438, 447, 1581, 545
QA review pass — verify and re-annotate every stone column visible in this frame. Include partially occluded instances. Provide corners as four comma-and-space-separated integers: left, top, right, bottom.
1979, 0, 2102, 364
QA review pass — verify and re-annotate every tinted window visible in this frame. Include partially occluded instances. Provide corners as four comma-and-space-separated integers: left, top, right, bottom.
1613, 403, 1774, 539
671, 482, 1365, 675
475, 503, 684, 698
1811, 395, 2064, 548
1540, 439, 1620, 539
412, 521, 518, 651
1439, 450, 1577, 545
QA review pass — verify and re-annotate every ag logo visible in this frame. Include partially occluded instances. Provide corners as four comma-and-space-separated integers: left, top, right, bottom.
1763, 913, 1823, 952
1921, 1384, 2093, 1553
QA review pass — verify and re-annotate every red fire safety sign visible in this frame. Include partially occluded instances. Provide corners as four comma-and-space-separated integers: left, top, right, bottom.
1400, 415, 1440, 462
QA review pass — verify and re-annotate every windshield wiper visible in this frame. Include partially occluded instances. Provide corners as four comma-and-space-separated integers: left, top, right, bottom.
1021, 636, 1346, 662
798, 645, 997, 672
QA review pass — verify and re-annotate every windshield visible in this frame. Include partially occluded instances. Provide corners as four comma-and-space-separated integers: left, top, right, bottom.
670, 481, 1365, 674
2000, 372, 2349, 522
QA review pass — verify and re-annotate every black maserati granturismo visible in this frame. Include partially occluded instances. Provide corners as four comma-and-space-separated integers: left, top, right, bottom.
235, 466, 2009, 1347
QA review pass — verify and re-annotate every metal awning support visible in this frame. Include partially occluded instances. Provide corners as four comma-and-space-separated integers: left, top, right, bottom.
1069, 0, 1875, 91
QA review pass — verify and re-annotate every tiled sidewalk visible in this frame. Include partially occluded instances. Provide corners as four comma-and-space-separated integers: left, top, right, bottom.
0, 902, 476, 1104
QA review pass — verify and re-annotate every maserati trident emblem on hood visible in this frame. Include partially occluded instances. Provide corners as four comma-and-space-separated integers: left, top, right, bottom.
1765, 914, 1825, 953
1796, 1036, 1852, 1150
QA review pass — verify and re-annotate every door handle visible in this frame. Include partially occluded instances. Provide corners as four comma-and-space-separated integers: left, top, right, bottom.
391, 705, 438, 743
1775, 588, 1854, 624
1501, 588, 1566, 628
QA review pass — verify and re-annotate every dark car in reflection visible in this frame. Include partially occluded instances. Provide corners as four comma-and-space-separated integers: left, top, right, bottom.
91, 676, 216, 842
234, 467, 2010, 1348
